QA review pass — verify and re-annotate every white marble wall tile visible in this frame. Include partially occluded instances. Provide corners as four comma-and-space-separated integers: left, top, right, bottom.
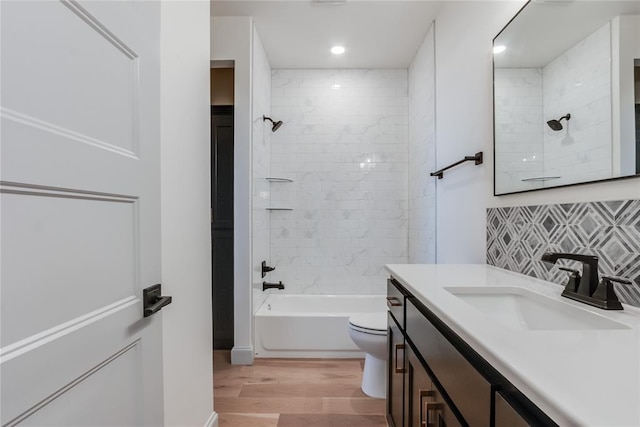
269, 69, 408, 295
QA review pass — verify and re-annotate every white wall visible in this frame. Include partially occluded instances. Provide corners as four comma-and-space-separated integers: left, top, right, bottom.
434, 1, 640, 264
251, 26, 272, 314
270, 69, 408, 294
160, 2, 214, 425
408, 23, 437, 263
211, 16, 254, 365
435, 1, 521, 263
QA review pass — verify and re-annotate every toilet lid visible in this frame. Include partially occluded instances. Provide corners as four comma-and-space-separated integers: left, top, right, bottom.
348, 313, 388, 335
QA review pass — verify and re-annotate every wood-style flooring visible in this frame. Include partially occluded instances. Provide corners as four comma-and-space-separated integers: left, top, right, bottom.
213, 350, 388, 427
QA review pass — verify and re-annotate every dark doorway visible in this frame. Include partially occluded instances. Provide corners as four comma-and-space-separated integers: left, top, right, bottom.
211, 105, 234, 349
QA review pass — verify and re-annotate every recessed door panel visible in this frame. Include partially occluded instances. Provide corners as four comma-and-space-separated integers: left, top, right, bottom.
0, 191, 137, 347
1, 1, 138, 155
21, 343, 142, 426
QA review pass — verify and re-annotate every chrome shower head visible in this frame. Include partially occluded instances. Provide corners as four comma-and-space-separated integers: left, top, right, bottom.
546, 113, 571, 131
263, 115, 283, 132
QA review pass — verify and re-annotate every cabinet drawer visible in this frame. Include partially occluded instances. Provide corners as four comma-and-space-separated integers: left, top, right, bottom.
387, 278, 407, 329
406, 299, 491, 427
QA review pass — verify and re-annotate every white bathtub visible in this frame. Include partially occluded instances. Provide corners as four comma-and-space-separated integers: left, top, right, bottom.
254, 294, 387, 358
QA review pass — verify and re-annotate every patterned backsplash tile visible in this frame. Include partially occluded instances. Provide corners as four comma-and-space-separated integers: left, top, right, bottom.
487, 199, 640, 307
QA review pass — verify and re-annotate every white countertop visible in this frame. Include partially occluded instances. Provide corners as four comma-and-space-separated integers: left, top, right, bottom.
385, 264, 640, 427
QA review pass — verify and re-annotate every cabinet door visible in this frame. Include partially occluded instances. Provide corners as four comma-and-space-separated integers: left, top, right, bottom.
407, 300, 491, 426
388, 313, 405, 427
406, 346, 462, 427
495, 392, 531, 427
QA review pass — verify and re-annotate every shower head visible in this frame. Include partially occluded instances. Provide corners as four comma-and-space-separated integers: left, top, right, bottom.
263, 115, 283, 132
546, 113, 571, 131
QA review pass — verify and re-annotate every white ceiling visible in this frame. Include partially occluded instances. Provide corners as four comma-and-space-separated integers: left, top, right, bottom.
211, 1, 443, 69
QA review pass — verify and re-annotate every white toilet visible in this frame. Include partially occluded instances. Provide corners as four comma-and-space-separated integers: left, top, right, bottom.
348, 312, 388, 399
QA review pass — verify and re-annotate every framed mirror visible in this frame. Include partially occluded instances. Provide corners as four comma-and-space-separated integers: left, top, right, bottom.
493, 1, 640, 195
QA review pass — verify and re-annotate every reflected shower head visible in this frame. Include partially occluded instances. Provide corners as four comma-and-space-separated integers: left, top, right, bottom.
546, 113, 571, 131
263, 115, 283, 132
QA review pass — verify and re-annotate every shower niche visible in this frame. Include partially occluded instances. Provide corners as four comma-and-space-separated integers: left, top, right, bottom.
265, 177, 293, 211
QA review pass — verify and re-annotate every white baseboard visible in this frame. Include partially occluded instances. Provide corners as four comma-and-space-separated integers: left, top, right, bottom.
231, 345, 254, 365
204, 411, 218, 427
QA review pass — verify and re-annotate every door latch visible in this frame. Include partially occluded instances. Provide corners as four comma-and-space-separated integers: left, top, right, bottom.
143, 284, 173, 317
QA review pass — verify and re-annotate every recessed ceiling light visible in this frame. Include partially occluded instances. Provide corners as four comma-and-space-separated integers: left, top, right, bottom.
331, 46, 345, 55
493, 45, 506, 54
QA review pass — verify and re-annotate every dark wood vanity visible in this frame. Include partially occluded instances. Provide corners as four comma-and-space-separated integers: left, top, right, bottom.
386, 277, 557, 427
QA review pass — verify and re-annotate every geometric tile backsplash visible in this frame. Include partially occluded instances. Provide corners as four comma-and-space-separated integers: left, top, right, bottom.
487, 200, 640, 307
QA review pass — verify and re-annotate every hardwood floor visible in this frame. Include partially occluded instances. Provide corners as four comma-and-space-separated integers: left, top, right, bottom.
213, 351, 388, 427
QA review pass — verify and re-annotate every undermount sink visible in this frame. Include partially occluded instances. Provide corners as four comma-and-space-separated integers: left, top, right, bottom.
445, 287, 630, 331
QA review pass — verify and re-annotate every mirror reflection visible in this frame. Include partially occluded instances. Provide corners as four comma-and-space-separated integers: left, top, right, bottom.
493, 1, 640, 195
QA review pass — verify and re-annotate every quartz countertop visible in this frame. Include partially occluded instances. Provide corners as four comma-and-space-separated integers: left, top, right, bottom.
385, 264, 640, 427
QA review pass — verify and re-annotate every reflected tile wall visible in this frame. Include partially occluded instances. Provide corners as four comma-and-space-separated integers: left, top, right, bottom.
495, 22, 612, 194
270, 69, 409, 295
494, 68, 544, 193
543, 22, 612, 185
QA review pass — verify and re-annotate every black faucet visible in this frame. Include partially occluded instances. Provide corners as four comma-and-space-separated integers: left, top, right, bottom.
263, 281, 284, 291
541, 252, 599, 296
541, 252, 631, 310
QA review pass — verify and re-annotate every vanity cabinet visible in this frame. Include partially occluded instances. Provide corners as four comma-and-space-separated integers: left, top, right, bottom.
406, 298, 491, 426
386, 277, 556, 427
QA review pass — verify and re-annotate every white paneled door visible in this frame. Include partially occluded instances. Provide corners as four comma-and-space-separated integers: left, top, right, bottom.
1, 1, 164, 425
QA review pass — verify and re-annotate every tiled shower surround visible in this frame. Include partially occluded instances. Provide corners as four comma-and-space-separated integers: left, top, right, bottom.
269, 69, 408, 294
487, 199, 640, 307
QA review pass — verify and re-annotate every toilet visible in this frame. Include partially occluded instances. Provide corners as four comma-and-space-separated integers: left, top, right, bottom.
348, 312, 388, 399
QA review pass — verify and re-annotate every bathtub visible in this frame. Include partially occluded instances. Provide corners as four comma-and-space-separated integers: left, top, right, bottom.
254, 294, 387, 358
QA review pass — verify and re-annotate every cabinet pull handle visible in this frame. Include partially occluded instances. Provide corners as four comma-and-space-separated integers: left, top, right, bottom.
419, 389, 435, 398
422, 402, 444, 427
419, 389, 437, 427
426, 402, 444, 411
387, 296, 402, 307
394, 344, 406, 373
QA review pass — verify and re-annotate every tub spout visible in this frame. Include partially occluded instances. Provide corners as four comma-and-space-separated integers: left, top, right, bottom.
263, 281, 285, 291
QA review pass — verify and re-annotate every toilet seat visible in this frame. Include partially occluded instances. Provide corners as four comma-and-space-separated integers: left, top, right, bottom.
348, 313, 387, 336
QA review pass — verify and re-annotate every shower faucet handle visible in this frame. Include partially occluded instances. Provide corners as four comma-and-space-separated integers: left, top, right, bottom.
261, 261, 276, 278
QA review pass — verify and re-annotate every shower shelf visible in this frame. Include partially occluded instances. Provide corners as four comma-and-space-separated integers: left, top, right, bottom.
266, 177, 293, 210
266, 177, 293, 182
521, 176, 561, 182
